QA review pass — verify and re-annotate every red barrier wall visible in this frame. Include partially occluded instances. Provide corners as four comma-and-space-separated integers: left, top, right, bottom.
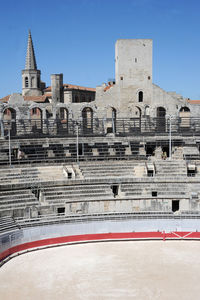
1, 231, 200, 262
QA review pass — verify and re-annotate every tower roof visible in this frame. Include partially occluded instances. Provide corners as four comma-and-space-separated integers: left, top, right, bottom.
25, 30, 37, 70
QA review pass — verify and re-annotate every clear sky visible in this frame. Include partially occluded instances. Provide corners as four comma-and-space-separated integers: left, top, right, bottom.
0, 0, 200, 99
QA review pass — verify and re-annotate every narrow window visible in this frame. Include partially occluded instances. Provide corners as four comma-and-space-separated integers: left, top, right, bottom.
135, 58, 137, 63
25, 77, 29, 88
138, 91, 143, 102
148, 76, 151, 80
120, 76, 123, 80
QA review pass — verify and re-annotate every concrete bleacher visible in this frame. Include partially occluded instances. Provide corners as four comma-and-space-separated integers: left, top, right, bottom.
0, 189, 39, 217
154, 160, 187, 177
79, 160, 146, 179
41, 184, 114, 205
121, 183, 188, 199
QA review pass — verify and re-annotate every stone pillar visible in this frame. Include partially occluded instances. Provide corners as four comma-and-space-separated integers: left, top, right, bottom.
51, 74, 63, 103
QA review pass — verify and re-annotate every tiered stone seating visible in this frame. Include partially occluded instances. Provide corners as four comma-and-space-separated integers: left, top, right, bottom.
154, 160, 187, 177
41, 184, 114, 205
121, 183, 188, 199
79, 160, 146, 179
0, 189, 39, 216
0, 216, 20, 234
0, 167, 40, 185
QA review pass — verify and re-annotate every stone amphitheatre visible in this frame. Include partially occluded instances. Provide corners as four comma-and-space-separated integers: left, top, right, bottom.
0, 32, 200, 299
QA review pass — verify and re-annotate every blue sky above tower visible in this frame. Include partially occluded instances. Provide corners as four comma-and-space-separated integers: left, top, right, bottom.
0, 0, 200, 99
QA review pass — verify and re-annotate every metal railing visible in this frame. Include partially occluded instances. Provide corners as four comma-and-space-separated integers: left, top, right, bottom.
2, 116, 200, 139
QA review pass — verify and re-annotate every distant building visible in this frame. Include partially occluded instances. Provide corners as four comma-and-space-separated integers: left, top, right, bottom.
0, 31, 199, 137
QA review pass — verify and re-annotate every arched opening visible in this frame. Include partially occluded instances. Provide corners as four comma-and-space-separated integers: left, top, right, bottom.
138, 91, 143, 102
25, 77, 29, 88
130, 106, 141, 133
82, 107, 93, 134
3, 108, 17, 136
30, 107, 43, 134
179, 107, 190, 129
156, 107, 166, 132
57, 107, 69, 134
106, 107, 116, 134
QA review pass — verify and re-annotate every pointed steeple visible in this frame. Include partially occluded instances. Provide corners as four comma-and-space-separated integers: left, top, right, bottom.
25, 30, 37, 70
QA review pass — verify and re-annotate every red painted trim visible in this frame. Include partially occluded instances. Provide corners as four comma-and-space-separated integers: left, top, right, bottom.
1, 231, 200, 262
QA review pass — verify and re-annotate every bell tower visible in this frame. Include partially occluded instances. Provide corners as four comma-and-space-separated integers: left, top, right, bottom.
22, 30, 42, 96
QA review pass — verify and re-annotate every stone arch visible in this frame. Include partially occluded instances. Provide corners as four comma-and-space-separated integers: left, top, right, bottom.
179, 106, 190, 128
106, 106, 117, 133
82, 107, 93, 134
57, 107, 69, 134
3, 107, 17, 136
30, 107, 43, 134
156, 107, 166, 132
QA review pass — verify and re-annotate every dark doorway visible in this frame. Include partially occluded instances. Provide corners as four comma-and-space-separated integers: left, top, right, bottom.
57, 207, 65, 214
145, 145, 155, 157
172, 200, 179, 212
111, 185, 119, 197
162, 146, 169, 158
156, 107, 166, 132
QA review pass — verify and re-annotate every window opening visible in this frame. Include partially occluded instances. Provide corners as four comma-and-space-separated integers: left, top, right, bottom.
138, 91, 143, 102
25, 77, 29, 88
172, 200, 179, 212
152, 191, 157, 197
120, 76, 123, 80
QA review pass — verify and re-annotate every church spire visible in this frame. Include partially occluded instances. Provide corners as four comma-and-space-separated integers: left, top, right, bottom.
25, 30, 37, 70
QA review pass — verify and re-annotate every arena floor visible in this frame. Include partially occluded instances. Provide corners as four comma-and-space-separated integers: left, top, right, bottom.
1, 241, 200, 300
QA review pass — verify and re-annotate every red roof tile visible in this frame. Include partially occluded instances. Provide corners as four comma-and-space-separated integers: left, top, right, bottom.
0, 94, 50, 103
187, 100, 200, 104
45, 84, 95, 92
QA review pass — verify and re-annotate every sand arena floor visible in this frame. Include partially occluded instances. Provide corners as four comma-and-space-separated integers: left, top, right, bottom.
1, 241, 200, 300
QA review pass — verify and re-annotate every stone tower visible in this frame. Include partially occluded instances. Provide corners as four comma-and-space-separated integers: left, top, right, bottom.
115, 39, 153, 106
22, 31, 42, 96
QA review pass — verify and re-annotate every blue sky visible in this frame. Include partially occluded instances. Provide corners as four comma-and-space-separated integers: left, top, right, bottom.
0, 0, 200, 99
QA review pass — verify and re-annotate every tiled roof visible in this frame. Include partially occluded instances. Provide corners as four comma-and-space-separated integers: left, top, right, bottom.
45, 84, 95, 92
0, 95, 10, 102
0, 94, 50, 103
187, 100, 200, 104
